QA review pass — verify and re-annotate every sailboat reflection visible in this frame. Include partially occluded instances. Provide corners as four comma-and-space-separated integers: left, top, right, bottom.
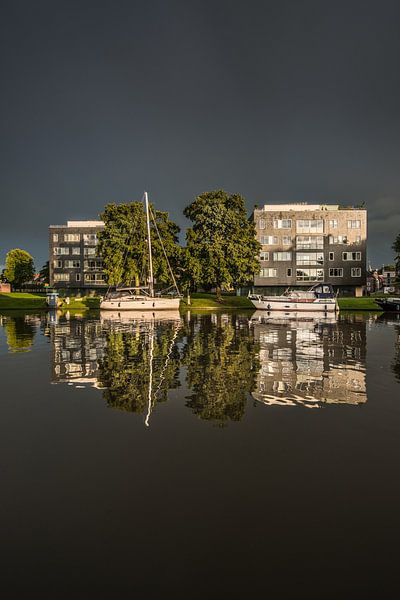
250, 311, 367, 407
97, 311, 181, 424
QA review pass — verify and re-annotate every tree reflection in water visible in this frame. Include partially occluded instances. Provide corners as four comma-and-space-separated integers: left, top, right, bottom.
0, 314, 38, 353
182, 313, 259, 424
98, 316, 182, 415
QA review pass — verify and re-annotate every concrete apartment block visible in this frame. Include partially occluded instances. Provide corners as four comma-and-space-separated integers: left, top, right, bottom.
49, 220, 106, 291
252, 203, 367, 295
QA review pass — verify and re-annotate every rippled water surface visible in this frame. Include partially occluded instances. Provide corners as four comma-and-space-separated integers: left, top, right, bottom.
1, 309, 400, 597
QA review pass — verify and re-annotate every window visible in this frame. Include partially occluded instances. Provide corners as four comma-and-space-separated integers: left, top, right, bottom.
282, 236, 292, 245
259, 251, 269, 261
259, 268, 277, 278
296, 236, 324, 250
53, 259, 63, 268
347, 220, 361, 229
287, 268, 292, 277
296, 268, 324, 281
260, 235, 279, 245
273, 219, 292, 229
76, 273, 81, 282
329, 235, 348, 244
351, 268, 362, 277
329, 252, 334, 261
64, 260, 80, 268
84, 247, 96, 256
296, 252, 324, 266
328, 219, 338, 229
329, 268, 343, 277
52, 233, 59, 242
342, 251, 361, 261
54, 247, 69, 255
84, 273, 106, 283
64, 233, 80, 242
355, 235, 361, 243
54, 273, 70, 282
72, 247, 81, 255
259, 219, 266, 230
83, 233, 98, 245
296, 219, 324, 233
273, 251, 292, 261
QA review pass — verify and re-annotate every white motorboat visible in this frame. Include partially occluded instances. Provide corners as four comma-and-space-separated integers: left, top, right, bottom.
100, 192, 182, 311
248, 283, 339, 313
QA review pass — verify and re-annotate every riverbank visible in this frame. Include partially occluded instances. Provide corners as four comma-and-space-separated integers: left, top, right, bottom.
0, 291, 384, 311
0, 292, 99, 310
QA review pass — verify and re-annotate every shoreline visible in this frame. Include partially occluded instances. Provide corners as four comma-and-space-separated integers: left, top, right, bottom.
0, 291, 388, 312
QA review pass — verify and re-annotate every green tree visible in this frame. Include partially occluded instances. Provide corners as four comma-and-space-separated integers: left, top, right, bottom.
184, 190, 261, 300
4, 249, 35, 288
39, 261, 49, 284
97, 201, 181, 288
392, 234, 400, 270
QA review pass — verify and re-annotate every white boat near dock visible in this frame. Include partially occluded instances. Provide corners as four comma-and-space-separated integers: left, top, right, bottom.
248, 283, 339, 313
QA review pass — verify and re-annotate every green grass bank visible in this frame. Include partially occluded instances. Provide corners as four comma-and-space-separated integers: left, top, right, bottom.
0, 291, 384, 311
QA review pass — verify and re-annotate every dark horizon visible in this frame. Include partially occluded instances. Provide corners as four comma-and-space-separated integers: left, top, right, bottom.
1, 0, 400, 269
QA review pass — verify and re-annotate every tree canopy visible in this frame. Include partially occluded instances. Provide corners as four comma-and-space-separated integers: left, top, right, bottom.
4, 248, 35, 288
392, 234, 400, 268
97, 201, 181, 288
184, 190, 260, 299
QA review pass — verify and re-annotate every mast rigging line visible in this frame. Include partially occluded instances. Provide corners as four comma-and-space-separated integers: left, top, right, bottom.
149, 204, 181, 296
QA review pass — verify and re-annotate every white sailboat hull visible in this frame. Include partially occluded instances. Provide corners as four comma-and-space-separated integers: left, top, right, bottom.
250, 298, 338, 312
100, 297, 181, 311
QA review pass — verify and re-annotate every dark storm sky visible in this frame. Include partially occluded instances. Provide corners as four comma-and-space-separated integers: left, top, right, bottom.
1, 0, 400, 268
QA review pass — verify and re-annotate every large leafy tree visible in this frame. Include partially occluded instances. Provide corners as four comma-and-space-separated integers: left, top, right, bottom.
39, 261, 50, 284
392, 234, 400, 269
97, 201, 181, 288
4, 248, 35, 288
184, 190, 260, 300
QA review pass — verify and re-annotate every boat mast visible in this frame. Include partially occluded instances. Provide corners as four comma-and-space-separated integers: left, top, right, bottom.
144, 191, 154, 297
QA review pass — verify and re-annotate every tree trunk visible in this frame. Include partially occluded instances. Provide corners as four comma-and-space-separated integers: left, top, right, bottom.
216, 284, 222, 302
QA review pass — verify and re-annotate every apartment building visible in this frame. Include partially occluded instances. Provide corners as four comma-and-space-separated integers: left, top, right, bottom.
49, 220, 106, 291
252, 204, 367, 296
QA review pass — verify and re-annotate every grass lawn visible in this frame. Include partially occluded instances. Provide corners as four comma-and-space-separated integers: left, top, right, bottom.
0, 292, 100, 311
337, 297, 381, 310
0, 291, 385, 312
181, 292, 254, 310
0, 292, 47, 309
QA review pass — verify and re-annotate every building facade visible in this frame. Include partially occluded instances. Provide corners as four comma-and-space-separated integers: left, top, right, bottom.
252, 204, 367, 295
49, 221, 106, 291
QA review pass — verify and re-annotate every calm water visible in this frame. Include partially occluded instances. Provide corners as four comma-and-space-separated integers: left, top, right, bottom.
1, 309, 400, 597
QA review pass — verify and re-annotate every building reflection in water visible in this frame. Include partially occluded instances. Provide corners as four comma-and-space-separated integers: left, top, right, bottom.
25, 308, 378, 422
251, 311, 367, 408
49, 312, 107, 388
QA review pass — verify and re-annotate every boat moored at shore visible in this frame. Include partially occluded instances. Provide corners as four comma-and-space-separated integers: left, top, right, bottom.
248, 283, 338, 312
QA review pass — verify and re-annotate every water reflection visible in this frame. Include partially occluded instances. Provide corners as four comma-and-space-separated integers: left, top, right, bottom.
182, 313, 259, 423
2, 309, 391, 422
251, 311, 367, 408
0, 313, 39, 352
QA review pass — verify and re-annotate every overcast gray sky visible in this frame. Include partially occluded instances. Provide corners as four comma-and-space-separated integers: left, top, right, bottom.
1, 0, 400, 269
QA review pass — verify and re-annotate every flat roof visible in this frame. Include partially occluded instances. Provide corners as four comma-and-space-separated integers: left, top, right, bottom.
259, 203, 365, 212
49, 220, 104, 228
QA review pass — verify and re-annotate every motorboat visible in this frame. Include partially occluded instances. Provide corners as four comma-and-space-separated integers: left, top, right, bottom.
374, 297, 400, 312
248, 283, 338, 312
100, 192, 182, 311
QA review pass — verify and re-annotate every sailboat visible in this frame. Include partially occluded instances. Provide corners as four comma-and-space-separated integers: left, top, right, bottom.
100, 192, 182, 311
